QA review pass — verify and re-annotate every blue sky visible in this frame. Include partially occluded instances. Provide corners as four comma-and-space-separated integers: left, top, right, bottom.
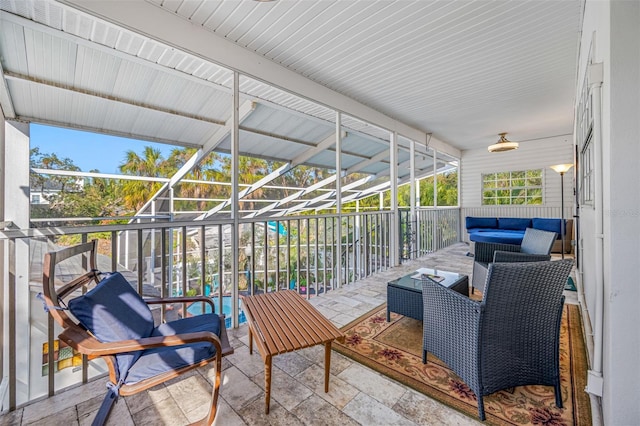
31, 124, 177, 174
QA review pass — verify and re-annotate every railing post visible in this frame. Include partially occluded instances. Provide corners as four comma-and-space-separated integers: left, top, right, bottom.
230, 71, 240, 328
335, 111, 342, 288
390, 131, 399, 267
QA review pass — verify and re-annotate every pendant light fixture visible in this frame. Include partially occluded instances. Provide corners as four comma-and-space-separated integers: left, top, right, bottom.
488, 133, 519, 153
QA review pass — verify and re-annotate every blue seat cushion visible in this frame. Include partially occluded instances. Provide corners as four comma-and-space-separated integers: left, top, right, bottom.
68, 272, 154, 382
532, 218, 564, 236
469, 230, 524, 245
466, 217, 498, 230
498, 217, 532, 230
124, 314, 221, 385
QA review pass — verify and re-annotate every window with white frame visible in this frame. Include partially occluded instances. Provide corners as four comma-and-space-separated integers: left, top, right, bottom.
482, 169, 543, 205
581, 134, 594, 204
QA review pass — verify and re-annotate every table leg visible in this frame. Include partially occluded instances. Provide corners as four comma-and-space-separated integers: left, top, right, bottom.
324, 341, 332, 393
264, 355, 272, 414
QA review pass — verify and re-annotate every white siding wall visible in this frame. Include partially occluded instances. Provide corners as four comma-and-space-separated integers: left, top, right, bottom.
459, 135, 574, 239
578, 1, 640, 424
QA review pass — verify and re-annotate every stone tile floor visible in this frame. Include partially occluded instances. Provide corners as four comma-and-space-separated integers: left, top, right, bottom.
0, 242, 577, 426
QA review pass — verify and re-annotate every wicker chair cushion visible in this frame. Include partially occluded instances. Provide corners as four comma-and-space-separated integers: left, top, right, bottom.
68, 272, 155, 382
125, 314, 221, 384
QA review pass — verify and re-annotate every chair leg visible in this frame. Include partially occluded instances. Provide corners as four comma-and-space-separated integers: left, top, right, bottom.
422, 349, 427, 364
91, 385, 119, 426
194, 352, 222, 426
477, 395, 486, 421
555, 382, 563, 409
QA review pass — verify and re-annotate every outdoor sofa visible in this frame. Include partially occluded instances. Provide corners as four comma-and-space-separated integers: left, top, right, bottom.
465, 216, 572, 254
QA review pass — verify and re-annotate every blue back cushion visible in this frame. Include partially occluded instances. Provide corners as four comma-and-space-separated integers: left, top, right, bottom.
68, 272, 154, 382
465, 217, 497, 230
498, 217, 532, 230
532, 218, 564, 236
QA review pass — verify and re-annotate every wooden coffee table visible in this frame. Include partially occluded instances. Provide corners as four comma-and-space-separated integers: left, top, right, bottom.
387, 268, 468, 321
240, 290, 345, 414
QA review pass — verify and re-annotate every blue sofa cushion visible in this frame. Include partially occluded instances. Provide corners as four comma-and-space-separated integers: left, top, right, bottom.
469, 230, 524, 245
124, 314, 221, 384
68, 272, 154, 383
466, 217, 498, 230
498, 217, 532, 230
532, 218, 565, 236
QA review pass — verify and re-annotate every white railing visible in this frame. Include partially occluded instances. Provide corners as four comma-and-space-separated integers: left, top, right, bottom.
0, 207, 459, 410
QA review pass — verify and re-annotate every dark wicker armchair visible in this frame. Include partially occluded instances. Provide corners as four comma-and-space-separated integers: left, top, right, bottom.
421, 260, 573, 421
471, 227, 557, 294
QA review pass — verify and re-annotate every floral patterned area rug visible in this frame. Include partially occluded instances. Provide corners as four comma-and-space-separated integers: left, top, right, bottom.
334, 303, 591, 425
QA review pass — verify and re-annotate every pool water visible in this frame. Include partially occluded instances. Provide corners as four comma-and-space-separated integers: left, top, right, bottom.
186, 296, 246, 329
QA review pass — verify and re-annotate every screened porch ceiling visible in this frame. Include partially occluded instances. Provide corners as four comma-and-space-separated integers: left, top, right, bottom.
0, 0, 583, 218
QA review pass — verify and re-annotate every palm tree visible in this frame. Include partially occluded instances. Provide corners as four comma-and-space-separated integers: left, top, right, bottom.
166, 148, 216, 212
119, 147, 172, 211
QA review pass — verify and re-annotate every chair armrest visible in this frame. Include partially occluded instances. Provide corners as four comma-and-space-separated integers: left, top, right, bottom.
422, 279, 481, 347
474, 242, 520, 262
59, 324, 223, 357
493, 251, 551, 263
422, 279, 483, 390
144, 296, 214, 307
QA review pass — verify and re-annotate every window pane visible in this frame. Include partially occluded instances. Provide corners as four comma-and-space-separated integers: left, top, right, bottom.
529, 188, 542, 197
527, 177, 542, 186
513, 197, 526, 205
482, 168, 543, 206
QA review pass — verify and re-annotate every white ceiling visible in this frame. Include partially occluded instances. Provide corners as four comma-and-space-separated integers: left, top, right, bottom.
146, 0, 583, 150
0, 0, 583, 155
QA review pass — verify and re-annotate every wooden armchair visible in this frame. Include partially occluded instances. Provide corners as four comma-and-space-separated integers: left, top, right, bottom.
41, 240, 233, 425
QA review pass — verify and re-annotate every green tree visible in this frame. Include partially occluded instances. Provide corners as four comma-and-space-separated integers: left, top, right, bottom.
119, 146, 174, 211
418, 171, 458, 206
30, 148, 82, 194
167, 148, 221, 212
30, 150, 122, 223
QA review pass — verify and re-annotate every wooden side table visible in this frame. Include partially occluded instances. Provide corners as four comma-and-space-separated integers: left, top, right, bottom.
240, 290, 345, 414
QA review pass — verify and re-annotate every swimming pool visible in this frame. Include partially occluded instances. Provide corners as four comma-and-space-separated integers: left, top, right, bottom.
186, 296, 246, 329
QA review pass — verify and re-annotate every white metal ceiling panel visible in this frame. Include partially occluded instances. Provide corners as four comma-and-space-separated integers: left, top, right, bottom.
241, 103, 333, 144
309, 149, 364, 172
0, 20, 29, 72
152, 0, 581, 150
2, 0, 582, 158
341, 133, 387, 160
